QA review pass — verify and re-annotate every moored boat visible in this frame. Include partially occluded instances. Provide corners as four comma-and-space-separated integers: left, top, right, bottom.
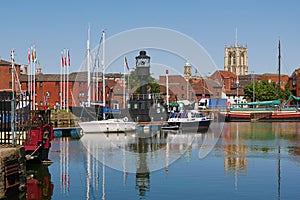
162, 110, 212, 132
221, 100, 300, 122
78, 117, 137, 133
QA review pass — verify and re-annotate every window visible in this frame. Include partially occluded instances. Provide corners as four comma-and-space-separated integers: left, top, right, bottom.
79, 92, 84, 97
9, 68, 13, 74
9, 82, 12, 89
181, 86, 184, 90
40, 82, 43, 87
293, 74, 297, 86
46, 91, 50, 97
56, 81, 59, 86
40, 101, 43, 106
79, 82, 82, 87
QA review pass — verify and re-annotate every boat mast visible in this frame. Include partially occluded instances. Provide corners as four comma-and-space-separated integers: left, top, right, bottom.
278, 39, 281, 99
87, 25, 91, 107
102, 30, 106, 120
11, 49, 15, 145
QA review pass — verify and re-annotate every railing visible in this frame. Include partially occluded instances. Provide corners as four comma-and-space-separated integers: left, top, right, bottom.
0, 92, 34, 145
129, 93, 162, 101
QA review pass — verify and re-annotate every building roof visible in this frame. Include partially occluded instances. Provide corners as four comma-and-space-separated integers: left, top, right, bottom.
20, 71, 124, 82
0, 59, 21, 67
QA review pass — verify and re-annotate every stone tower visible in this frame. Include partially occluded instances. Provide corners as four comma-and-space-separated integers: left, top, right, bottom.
224, 34, 248, 75
183, 60, 192, 80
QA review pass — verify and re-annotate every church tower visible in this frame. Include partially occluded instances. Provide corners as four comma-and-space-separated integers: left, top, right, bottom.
224, 30, 248, 75
184, 60, 192, 80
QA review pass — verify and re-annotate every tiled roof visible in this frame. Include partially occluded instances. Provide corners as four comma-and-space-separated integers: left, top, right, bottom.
20, 72, 124, 82
216, 70, 237, 79
0, 59, 21, 67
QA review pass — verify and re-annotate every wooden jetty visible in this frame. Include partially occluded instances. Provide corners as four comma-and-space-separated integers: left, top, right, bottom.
0, 145, 26, 199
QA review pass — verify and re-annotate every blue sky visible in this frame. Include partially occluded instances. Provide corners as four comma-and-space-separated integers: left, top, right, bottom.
1, 0, 300, 76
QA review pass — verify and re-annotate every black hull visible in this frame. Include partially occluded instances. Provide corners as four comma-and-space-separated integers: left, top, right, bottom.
168, 120, 211, 133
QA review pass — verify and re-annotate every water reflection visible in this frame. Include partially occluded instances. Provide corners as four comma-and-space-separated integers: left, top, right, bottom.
222, 122, 300, 200
26, 164, 53, 200
46, 122, 300, 199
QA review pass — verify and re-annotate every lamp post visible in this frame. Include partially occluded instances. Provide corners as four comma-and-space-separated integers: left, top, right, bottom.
186, 78, 189, 100
251, 71, 255, 102
236, 75, 239, 105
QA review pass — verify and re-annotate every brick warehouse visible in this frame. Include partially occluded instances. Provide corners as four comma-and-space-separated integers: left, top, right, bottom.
0, 59, 21, 92
19, 72, 123, 110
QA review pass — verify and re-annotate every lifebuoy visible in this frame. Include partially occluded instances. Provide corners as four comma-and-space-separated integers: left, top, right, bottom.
123, 117, 128, 122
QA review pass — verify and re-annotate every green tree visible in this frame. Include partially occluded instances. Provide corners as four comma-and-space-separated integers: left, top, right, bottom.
127, 68, 160, 93
244, 80, 290, 102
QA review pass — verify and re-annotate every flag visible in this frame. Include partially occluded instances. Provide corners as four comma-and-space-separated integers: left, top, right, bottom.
27, 48, 31, 63
61, 51, 65, 67
31, 46, 37, 63
124, 56, 129, 70
67, 50, 70, 66
31, 48, 34, 62
63, 50, 67, 67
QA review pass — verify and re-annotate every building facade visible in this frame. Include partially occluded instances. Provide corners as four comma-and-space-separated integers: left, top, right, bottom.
224, 44, 248, 76
0, 59, 21, 92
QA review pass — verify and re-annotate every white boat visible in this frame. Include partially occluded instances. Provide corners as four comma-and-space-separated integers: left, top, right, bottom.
163, 110, 212, 132
78, 117, 137, 133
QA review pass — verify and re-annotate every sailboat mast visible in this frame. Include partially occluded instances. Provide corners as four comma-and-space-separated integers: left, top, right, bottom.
278, 39, 281, 98
87, 25, 91, 107
102, 30, 106, 120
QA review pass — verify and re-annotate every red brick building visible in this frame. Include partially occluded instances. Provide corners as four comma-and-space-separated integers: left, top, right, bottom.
260, 73, 289, 89
0, 59, 21, 92
159, 74, 223, 103
289, 68, 300, 96
19, 72, 123, 110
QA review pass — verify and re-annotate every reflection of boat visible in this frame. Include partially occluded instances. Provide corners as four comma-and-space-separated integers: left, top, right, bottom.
162, 110, 212, 132
78, 117, 137, 133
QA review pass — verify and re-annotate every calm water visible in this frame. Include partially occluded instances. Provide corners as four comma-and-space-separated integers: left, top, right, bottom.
43, 122, 300, 200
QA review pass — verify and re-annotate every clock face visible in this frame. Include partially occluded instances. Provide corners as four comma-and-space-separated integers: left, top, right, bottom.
137, 58, 149, 67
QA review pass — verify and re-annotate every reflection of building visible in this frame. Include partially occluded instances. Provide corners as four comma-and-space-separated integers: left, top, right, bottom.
224, 144, 248, 172
224, 123, 248, 190
135, 138, 150, 197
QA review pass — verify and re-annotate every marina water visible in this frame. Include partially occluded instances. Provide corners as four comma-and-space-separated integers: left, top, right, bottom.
40, 122, 300, 199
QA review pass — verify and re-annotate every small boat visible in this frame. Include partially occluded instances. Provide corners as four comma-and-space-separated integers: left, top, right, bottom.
162, 110, 212, 132
78, 117, 137, 133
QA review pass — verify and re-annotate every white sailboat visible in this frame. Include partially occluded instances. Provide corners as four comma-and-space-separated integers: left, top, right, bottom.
78, 30, 137, 134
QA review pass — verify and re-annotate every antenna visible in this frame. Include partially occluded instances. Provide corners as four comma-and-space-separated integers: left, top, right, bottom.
235, 27, 238, 47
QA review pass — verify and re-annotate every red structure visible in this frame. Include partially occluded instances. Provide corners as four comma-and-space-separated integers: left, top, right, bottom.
23, 110, 54, 162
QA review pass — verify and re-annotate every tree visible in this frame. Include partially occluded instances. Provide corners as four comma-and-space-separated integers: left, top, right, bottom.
244, 80, 291, 102
127, 68, 160, 93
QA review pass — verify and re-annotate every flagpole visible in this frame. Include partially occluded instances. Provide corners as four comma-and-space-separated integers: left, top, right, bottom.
102, 30, 105, 120
63, 49, 66, 110
123, 56, 126, 109
33, 46, 36, 110
30, 46, 33, 110
166, 69, 169, 107
66, 49, 69, 112
27, 48, 31, 110
60, 50, 63, 110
